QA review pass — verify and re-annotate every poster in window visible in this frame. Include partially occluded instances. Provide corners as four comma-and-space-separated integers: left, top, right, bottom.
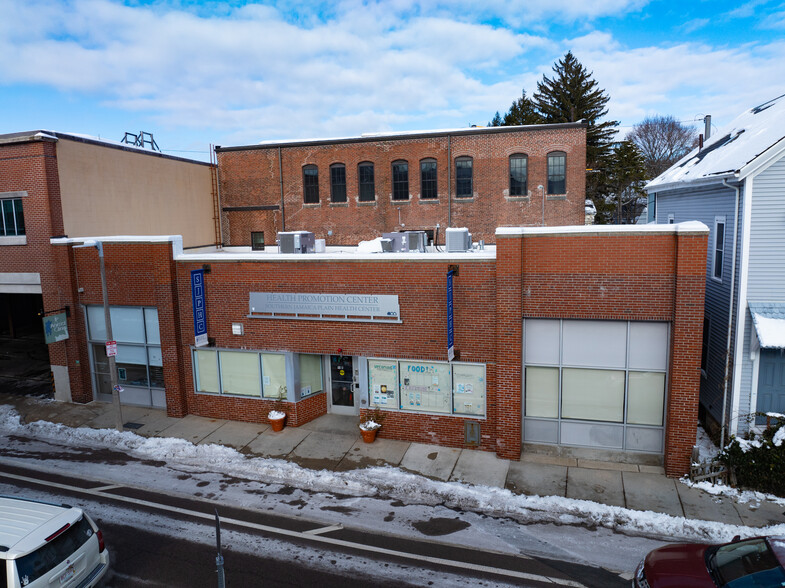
368, 359, 398, 407
399, 361, 451, 413
452, 363, 486, 416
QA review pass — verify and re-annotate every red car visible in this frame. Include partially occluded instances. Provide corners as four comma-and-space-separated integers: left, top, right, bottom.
633, 535, 785, 587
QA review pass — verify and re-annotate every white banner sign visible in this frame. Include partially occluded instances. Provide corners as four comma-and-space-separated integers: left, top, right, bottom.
249, 292, 399, 321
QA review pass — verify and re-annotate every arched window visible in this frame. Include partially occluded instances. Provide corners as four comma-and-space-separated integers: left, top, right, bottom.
455, 156, 473, 198
303, 165, 319, 204
330, 163, 347, 203
358, 162, 375, 201
547, 151, 566, 195
392, 160, 409, 200
420, 158, 437, 199
509, 154, 528, 196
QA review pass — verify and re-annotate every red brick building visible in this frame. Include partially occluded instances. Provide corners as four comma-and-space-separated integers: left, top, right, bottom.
216, 124, 587, 248
0, 131, 215, 403
53, 222, 707, 476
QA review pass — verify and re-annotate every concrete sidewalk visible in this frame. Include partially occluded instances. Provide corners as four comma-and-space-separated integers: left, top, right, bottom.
2, 392, 783, 529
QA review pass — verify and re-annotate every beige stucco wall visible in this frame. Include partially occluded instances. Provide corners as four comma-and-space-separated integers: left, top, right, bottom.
56, 139, 216, 248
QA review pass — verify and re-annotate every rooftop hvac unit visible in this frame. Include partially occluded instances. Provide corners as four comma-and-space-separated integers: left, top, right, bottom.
277, 231, 315, 254
445, 227, 471, 252
382, 231, 427, 253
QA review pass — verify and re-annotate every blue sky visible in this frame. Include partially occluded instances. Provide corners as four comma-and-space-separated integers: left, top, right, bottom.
0, 0, 782, 161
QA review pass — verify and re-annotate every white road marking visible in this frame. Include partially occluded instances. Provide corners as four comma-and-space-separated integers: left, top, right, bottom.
0, 466, 587, 587
304, 523, 344, 535
92, 484, 123, 492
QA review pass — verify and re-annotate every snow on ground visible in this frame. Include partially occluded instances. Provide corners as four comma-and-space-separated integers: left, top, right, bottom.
695, 424, 720, 462
0, 481, 520, 588
684, 423, 785, 508
1, 405, 783, 577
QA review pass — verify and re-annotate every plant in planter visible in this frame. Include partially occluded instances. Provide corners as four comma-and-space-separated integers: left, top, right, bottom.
359, 406, 385, 443
268, 387, 287, 432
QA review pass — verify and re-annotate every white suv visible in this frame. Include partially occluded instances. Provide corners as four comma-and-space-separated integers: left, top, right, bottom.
0, 496, 110, 588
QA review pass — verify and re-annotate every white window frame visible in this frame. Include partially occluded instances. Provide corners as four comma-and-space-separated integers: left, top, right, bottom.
367, 357, 486, 418
712, 216, 726, 282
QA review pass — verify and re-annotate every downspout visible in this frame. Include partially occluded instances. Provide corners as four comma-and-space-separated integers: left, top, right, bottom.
215, 148, 224, 248
447, 135, 452, 227
278, 146, 285, 232
719, 177, 741, 450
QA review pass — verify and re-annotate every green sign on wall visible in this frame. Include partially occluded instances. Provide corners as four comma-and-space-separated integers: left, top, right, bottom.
42, 312, 69, 344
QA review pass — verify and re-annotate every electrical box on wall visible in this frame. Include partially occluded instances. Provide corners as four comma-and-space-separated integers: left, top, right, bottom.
464, 421, 480, 446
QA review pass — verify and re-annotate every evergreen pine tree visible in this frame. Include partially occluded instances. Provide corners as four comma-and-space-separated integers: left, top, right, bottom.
488, 111, 503, 127
533, 51, 617, 165
607, 140, 647, 224
533, 51, 618, 218
502, 90, 543, 126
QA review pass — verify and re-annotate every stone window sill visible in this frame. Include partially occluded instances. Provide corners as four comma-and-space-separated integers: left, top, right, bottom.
0, 236, 26, 246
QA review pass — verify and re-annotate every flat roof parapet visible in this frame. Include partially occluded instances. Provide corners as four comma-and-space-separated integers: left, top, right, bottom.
496, 221, 708, 238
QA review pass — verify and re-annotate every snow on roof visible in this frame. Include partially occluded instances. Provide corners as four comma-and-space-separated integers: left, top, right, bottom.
750, 302, 785, 349
243, 122, 582, 149
496, 220, 707, 236
647, 94, 785, 190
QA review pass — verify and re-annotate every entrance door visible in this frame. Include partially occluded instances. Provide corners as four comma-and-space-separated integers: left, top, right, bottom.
329, 355, 358, 415
756, 349, 785, 425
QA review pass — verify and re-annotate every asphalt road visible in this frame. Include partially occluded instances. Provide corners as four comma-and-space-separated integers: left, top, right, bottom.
0, 459, 628, 588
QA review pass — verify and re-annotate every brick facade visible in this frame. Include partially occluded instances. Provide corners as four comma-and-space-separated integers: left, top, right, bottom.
216, 124, 587, 247
51, 222, 706, 477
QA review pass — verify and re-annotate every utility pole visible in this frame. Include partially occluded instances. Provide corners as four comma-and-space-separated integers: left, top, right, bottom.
76, 240, 123, 430
215, 509, 226, 588
98, 242, 124, 431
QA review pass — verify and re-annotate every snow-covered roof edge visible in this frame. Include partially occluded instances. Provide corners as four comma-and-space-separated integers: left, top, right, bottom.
216, 122, 586, 152
496, 221, 708, 237
647, 94, 785, 191
50, 235, 185, 258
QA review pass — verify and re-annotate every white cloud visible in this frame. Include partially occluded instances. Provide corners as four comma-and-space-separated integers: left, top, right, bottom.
0, 0, 782, 147
567, 37, 785, 131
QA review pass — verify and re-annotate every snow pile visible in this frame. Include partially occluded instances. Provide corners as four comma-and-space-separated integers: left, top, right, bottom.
359, 420, 381, 431
356, 237, 385, 253
2, 405, 785, 544
695, 424, 720, 462
267, 410, 286, 420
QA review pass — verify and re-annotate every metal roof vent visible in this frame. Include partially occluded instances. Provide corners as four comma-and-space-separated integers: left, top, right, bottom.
445, 227, 471, 252
277, 231, 315, 254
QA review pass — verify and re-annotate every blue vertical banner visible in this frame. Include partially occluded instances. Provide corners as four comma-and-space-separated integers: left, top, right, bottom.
191, 269, 208, 347
447, 270, 455, 361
